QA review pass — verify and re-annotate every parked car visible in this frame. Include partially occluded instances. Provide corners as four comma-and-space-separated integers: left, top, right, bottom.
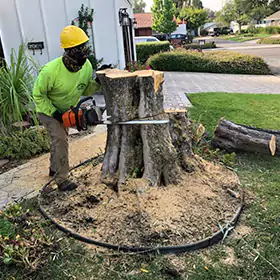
135, 36, 174, 50
135, 36, 160, 44
221, 27, 234, 35
209, 27, 233, 36
153, 34, 168, 41
209, 28, 221, 37
169, 34, 187, 45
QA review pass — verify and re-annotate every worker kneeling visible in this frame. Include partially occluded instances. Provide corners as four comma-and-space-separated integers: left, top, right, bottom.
33, 26, 108, 192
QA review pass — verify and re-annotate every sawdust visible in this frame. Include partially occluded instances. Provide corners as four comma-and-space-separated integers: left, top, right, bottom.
40, 157, 242, 247
223, 247, 237, 266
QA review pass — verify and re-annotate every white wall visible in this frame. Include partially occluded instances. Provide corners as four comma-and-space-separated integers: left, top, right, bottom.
91, 0, 119, 67
172, 24, 187, 35
0, 0, 134, 69
0, 0, 23, 64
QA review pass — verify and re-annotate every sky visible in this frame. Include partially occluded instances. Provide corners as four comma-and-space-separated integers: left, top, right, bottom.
144, 0, 224, 12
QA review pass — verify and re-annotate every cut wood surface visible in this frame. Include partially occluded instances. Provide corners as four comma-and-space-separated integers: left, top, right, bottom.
212, 118, 280, 156
96, 69, 193, 189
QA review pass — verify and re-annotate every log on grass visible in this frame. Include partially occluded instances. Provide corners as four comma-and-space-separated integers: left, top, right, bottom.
96, 69, 193, 190
212, 118, 280, 156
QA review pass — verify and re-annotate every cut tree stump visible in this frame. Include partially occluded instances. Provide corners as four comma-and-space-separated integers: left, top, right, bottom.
212, 118, 279, 156
96, 69, 193, 190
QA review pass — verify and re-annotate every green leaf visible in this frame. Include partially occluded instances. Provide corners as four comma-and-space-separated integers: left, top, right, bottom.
3, 257, 13, 265
0, 218, 16, 238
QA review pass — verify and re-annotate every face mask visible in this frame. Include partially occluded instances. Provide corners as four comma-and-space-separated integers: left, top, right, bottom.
63, 43, 90, 72
77, 57, 87, 66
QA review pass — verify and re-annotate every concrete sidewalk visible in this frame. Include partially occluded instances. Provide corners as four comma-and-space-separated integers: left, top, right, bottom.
164, 72, 280, 94
0, 127, 107, 209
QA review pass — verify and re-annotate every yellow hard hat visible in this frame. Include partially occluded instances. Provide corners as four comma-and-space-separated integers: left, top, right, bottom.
60, 26, 89, 49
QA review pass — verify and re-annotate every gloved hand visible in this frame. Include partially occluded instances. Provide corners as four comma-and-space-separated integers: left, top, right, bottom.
95, 64, 112, 85
96, 64, 112, 72
53, 110, 63, 123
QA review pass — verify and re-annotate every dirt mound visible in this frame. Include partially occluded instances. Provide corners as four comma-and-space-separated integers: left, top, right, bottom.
40, 157, 242, 247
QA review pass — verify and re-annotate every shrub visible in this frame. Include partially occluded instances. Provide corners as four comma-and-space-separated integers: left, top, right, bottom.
0, 128, 50, 160
126, 61, 151, 72
257, 37, 280, 44
247, 26, 260, 34
183, 42, 216, 50
148, 50, 271, 75
136, 41, 170, 63
0, 45, 39, 131
263, 26, 280, 34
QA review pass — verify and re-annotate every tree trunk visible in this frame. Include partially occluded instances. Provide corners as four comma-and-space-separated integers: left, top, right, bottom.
238, 22, 242, 34
212, 118, 279, 156
96, 69, 193, 190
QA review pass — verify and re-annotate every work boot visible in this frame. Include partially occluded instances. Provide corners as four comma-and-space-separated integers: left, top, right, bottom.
58, 180, 78, 192
49, 168, 56, 177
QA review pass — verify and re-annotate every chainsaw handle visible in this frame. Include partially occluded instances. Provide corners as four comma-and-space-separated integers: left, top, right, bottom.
73, 97, 93, 131
75, 96, 94, 110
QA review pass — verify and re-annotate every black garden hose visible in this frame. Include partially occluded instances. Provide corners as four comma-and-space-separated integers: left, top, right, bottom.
39, 155, 244, 255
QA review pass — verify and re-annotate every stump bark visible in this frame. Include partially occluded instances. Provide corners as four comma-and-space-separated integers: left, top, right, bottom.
212, 118, 279, 156
96, 69, 193, 190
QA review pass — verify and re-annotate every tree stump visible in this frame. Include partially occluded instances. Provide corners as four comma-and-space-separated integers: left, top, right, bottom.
96, 69, 193, 190
212, 118, 279, 156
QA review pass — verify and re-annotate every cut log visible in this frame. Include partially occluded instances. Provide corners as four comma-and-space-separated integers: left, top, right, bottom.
212, 118, 280, 156
96, 69, 194, 190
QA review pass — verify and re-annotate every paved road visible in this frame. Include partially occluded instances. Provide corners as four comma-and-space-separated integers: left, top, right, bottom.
164, 72, 280, 94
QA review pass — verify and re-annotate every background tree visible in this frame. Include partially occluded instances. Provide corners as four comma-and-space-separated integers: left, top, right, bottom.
152, 0, 177, 35
242, 0, 271, 22
234, 0, 251, 32
179, 6, 208, 30
192, 0, 203, 9
205, 8, 216, 21
173, 0, 185, 9
215, 0, 250, 32
269, 0, 280, 13
133, 0, 146, 13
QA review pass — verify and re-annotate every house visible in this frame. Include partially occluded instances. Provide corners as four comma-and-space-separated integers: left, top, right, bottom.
134, 12, 187, 38
134, 13, 153, 36
264, 10, 280, 26
0, 0, 136, 69
230, 20, 267, 33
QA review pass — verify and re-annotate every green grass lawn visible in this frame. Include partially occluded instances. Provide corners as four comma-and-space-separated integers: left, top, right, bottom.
1, 93, 280, 279
223, 34, 271, 43
188, 92, 280, 136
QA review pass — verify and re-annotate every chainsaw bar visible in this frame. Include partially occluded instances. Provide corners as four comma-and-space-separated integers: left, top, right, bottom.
102, 119, 169, 125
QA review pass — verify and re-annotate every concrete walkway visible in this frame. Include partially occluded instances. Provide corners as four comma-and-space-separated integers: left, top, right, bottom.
164, 72, 280, 94
0, 127, 107, 209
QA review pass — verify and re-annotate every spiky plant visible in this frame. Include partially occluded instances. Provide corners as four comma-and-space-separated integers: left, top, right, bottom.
0, 44, 39, 133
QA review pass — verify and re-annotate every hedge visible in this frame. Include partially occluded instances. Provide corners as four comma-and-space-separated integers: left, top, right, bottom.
247, 26, 280, 35
0, 128, 50, 160
136, 41, 170, 63
148, 50, 271, 75
184, 42, 216, 50
257, 37, 280, 44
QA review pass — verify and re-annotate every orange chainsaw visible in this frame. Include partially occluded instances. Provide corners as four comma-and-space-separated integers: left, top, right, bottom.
62, 97, 103, 131
62, 97, 169, 131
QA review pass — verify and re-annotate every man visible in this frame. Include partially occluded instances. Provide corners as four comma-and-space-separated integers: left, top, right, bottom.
33, 26, 103, 192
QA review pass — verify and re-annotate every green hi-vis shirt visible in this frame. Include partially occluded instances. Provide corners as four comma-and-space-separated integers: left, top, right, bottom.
33, 57, 101, 116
